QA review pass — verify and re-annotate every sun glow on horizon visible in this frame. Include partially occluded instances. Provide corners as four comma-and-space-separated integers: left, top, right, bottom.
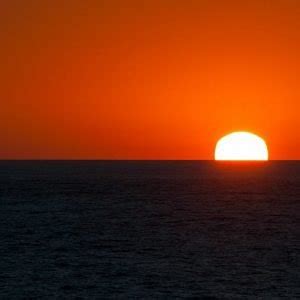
215, 132, 269, 161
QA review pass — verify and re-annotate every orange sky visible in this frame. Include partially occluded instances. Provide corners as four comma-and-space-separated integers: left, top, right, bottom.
0, 0, 299, 159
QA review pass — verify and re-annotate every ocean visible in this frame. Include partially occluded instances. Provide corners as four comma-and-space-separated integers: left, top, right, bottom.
0, 161, 299, 299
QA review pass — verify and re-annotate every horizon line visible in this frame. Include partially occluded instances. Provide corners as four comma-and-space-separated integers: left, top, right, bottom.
0, 159, 299, 162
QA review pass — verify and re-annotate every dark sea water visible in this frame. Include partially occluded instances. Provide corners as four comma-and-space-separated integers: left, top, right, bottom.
0, 161, 299, 299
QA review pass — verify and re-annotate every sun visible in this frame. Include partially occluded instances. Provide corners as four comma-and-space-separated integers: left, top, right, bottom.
215, 132, 268, 161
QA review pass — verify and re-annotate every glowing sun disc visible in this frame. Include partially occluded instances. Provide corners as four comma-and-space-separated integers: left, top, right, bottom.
215, 132, 268, 161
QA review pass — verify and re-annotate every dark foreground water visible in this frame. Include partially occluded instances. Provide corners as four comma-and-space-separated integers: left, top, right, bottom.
0, 161, 299, 299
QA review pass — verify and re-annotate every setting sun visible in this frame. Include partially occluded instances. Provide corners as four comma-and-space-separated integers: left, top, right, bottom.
215, 132, 269, 161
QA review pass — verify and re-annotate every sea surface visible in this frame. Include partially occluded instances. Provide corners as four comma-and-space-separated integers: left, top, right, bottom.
0, 161, 299, 299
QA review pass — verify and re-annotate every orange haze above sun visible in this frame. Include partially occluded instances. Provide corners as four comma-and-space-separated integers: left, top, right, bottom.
0, 0, 299, 159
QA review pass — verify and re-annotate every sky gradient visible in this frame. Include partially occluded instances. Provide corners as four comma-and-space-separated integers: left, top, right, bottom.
1, 0, 299, 159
